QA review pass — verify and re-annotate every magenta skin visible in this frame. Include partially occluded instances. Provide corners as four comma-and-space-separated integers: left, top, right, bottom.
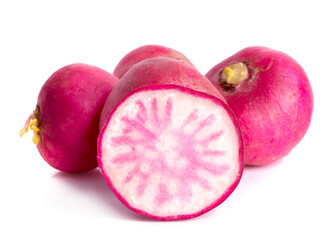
113, 45, 194, 79
100, 57, 225, 130
206, 46, 314, 166
98, 85, 244, 220
34, 63, 118, 173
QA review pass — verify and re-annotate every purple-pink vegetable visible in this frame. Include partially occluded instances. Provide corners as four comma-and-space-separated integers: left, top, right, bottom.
206, 46, 314, 166
98, 57, 243, 220
113, 45, 194, 79
21, 63, 118, 173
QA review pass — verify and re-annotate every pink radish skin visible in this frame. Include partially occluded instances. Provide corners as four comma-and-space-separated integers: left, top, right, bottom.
22, 64, 118, 173
98, 58, 243, 220
206, 46, 314, 166
113, 45, 194, 79
100, 57, 225, 131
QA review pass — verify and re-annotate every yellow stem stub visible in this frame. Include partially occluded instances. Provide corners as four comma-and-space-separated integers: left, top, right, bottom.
222, 63, 249, 85
224, 67, 237, 83
20, 112, 40, 145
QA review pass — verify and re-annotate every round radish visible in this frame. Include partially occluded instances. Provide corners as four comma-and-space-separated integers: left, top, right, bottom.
206, 46, 314, 166
98, 58, 243, 220
113, 45, 194, 79
20, 63, 118, 173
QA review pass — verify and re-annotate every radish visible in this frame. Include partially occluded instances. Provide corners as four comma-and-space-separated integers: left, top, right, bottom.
113, 45, 194, 79
206, 46, 314, 166
20, 63, 118, 173
98, 57, 243, 220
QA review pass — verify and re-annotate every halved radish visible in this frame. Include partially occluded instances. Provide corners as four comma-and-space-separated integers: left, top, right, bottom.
98, 58, 243, 220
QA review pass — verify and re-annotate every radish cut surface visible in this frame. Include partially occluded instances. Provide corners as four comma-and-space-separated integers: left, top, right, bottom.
98, 85, 243, 220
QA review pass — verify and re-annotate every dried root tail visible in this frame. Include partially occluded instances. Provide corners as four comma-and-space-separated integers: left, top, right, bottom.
20, 106, 40, 145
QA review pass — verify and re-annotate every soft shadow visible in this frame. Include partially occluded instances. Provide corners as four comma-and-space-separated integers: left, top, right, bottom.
244, 157, 285, 170
238, 157, 285, 192
244, 157, 285, 174
51, 159, 285, 221
52, 168, 151, 221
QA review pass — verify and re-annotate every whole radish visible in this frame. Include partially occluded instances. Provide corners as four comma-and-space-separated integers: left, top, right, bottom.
206, 46, 313, 166
113, 45, 194, 79
21, 63, 118, 173
98, 57, 243, 220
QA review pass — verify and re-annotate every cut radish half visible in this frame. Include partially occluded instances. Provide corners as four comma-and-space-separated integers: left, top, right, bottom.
98, 85, 243, 220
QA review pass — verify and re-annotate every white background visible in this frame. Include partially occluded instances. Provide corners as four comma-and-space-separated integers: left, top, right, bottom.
1, 0, 334, 239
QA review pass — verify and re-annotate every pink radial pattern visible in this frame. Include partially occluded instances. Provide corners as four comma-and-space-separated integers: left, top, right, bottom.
108, 97, 230, 207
